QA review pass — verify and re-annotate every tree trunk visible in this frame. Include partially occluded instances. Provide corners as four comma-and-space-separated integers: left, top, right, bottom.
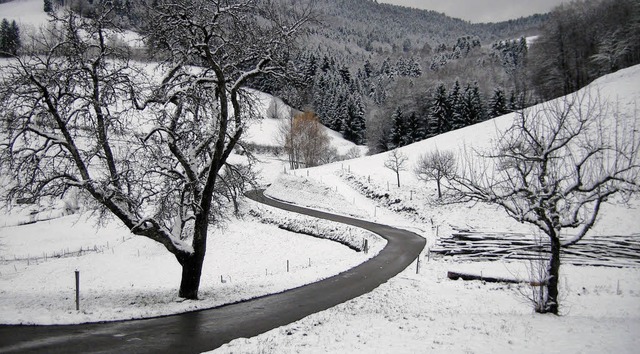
178, 220, 208, 299
178, 254, 205, 299
436, 179, 442, 199
396, 172, 400, 188
544, 235, 561, 314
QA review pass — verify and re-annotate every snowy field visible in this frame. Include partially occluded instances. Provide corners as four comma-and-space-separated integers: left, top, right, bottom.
0, 195, 383, 325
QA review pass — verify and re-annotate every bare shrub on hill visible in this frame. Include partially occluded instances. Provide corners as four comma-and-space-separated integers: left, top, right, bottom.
414, 149, 456, 199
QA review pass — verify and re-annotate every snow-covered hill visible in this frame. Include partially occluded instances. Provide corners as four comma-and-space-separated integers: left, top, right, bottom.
222, 64, 640, 354
276, 64, 640, 239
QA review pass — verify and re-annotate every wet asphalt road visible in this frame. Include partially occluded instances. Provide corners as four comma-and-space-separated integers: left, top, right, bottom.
0, 190, 425, 353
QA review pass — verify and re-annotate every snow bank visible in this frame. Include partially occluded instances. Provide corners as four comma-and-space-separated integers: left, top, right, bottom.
265, 173, 369, 219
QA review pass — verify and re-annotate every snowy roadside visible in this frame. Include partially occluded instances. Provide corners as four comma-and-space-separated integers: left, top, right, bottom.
0, 192, 383, 325
216, 259, 640, 354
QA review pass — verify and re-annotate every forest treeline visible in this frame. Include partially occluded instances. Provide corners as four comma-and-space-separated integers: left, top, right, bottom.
5, 0, 639, 153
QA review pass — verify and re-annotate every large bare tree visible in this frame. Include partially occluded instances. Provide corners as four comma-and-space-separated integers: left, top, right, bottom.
0, 0, 313, 299
452, 91, 639, 314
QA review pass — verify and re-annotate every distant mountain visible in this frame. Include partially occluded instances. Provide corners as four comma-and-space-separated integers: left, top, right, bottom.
304, 0, 547, 65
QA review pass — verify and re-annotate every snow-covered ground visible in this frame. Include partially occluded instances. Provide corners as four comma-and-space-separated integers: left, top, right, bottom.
217, 260, 640, 354
0, 195, 383, 325
1, 0, 639, 350
216, 66, 640, 353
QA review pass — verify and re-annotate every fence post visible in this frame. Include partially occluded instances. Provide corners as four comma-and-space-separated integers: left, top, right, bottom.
75, 270, 80, 311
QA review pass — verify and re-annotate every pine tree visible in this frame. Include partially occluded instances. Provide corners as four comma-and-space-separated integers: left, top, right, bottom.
343, 94, 366, 144
2, 20, 22, 56
488, 88, 508, 118
390, 106, 406, 149
460, 82, 486, 125
508, 90, 523, 111
407, 111, 425, 144
429, 83, 451, 135
44, 0, 53, 13
0, 19, 11, 57
450, 80, 465, 130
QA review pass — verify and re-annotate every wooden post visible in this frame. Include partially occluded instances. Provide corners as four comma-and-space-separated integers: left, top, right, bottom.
416, 257, 420, 274
75, 270, 80, 311
287, 260, 290, 273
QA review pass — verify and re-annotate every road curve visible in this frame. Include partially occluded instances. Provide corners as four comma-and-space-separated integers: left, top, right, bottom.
0, 190, 425, 354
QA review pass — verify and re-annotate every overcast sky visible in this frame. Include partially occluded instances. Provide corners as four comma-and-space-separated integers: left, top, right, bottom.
378, 0, 567, 23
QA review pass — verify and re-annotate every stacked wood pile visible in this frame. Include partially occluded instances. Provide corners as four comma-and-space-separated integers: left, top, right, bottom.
431, 230, 640, 268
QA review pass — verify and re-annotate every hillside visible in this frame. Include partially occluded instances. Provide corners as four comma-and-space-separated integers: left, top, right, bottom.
224, 64, 640, 354
299, 64, 640, 238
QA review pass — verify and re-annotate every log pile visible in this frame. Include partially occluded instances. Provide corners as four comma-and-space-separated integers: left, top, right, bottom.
431, 230, 640, 268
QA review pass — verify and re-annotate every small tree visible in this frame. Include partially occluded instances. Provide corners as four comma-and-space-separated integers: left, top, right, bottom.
278, 111, 330, 169
44, 0, 53, 13
488, 87, 509, 118
384, 149, 408, 188
267, 97, 290, 121
415, 149, 456, 199
452, 92, 639, 314
0, 19, 21, 57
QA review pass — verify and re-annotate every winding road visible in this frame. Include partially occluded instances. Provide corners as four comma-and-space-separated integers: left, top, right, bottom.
0, 190, 425, 353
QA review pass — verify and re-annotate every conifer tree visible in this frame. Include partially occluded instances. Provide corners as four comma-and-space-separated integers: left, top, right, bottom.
407, 111, 424, 143
343, 94, 366, 144
488, 88, 508, 118
0, 19, 20, 56
390, 106, 406, 149
429, 83, 451, 135
461, 82, 486, 125
450, 80, 465, 130
44, 0, 53, 13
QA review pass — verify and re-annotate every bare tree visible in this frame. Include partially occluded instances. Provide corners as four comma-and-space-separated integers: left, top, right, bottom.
267, 97, 290, 121
384, 149, 408, 187
0, 1, 313, 300
414, 149, 456, 199
452, 92, 639, 314
278, 110, 330, 169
